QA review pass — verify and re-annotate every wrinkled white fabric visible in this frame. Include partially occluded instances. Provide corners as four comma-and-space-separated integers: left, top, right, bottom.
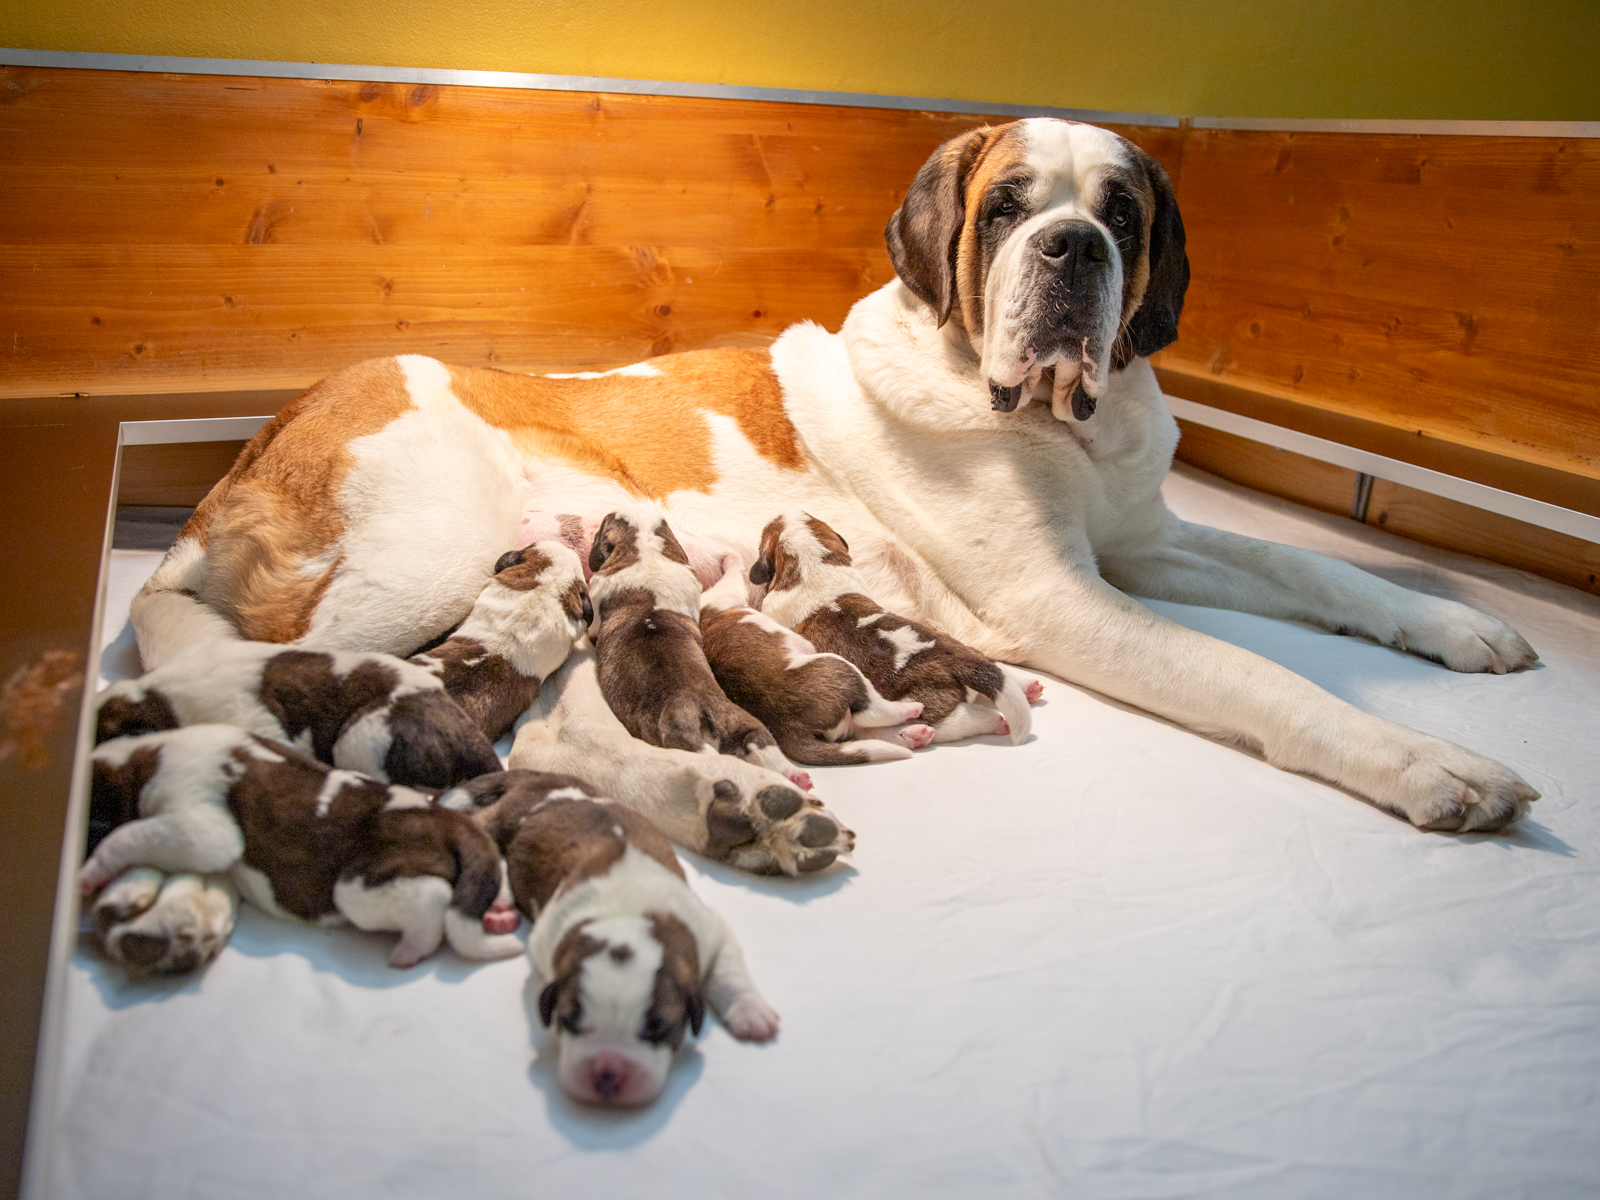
51, 464, 1599, 1199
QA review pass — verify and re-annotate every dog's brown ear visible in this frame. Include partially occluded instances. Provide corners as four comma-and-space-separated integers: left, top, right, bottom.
1122, 152, 1189, 360
685, 989, 705, 1038
494, 549, 524, 573
749, 557, 774, 586
750, 515, 784, 586
885, 127, 990, 327
588, 515, 618, 574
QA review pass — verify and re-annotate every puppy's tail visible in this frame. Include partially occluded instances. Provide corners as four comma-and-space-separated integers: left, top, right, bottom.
961, 660, 1031, 746
776, 731, 913, 766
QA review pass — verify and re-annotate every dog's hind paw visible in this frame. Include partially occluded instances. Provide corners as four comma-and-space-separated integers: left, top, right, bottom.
95, 869, 237, 975
702, 775, 855, 876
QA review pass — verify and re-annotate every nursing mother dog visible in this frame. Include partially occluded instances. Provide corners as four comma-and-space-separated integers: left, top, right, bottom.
132, 118, 1538, 872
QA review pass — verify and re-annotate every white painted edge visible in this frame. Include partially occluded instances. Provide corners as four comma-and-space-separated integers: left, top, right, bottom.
1166, 395, 1600, 545
120, 416, 271, 446
1190, 115, 1600, 139
0, 47, 1180, 127
18, 428, 125, 1200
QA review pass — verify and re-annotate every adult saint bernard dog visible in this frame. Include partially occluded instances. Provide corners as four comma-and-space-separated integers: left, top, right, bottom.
130, 118, 1539, 890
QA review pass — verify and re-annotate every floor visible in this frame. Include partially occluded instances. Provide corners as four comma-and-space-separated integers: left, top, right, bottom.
41, 466, 1600, 1200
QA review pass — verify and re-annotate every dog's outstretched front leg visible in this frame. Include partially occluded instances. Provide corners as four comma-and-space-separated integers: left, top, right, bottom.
696, 908, 780, 1042
510, 649, 854, 875
1100, 514, 1538, 674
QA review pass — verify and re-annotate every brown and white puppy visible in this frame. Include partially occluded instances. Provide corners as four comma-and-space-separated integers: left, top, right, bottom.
755, 512, 1038, 744
699, 561, 934, 765
449, 768, 780, 1108
84, 725, 522, 973
587, 502, 811, 790
95, 643, 500, 792
409, 539, 592, 741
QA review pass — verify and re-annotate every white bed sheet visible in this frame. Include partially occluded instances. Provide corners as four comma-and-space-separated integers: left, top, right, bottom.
45, 464, 1600, 1199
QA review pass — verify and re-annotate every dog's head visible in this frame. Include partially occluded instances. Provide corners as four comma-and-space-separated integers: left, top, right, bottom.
750, 511, 851, 592
538, 912, 704, 1108
885, 118, 1187, 419
586, 504, 701, 620
481, 540, 593, 674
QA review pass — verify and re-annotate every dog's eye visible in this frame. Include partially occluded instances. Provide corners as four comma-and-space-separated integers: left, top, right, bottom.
640, 1013, 674, 1045
560, 1010, 584, 1035
1105, 193, 1135, 231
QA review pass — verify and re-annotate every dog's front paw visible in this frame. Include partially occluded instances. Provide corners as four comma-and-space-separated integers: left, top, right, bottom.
95, 870, 237, 975
1377, 737, 1538, 833
1392, 601, 1538, 674
720, 993, 780, 1042
702, 774, 855, 876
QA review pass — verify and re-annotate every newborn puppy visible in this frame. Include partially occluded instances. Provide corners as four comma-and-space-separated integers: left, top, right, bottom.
754, 512, 1036, 744
410, 540, 592, 741
85, 725, 522, 972
520, 507, 736, 588
96, 643, 500, 791
449, 768, 780, 1107
699, 562, 934, 765
587, 503, 811, 789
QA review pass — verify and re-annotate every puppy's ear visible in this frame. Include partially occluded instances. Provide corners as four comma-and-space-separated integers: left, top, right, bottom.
749, 557, 774, 587
1122, 151, 1189, 360
685, 989, 705, 1038
538, 980, 560, 1027
885, 126, 990, 328
588, 517, 615, 573
494, 549, 524, 574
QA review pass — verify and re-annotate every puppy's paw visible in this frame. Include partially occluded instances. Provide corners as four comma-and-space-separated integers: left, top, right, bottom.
92, 866, 164, 932
482, 902, 520, 935
786, 768, 814, 792
701, 771, 855, 877
721, 994, 780, 1042
1023, 679, 1045, 704
98, 872, 236, 976
895, 723, 936, 750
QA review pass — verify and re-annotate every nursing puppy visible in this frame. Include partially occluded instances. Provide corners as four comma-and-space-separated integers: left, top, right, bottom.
410, 539, 592, 741
94, 643, 499, 791
587, 503, 811, 789
450, 768, 780, 1107
699, 562, 934, 765
85, 725, 521, 973
755, 512, 1037, 744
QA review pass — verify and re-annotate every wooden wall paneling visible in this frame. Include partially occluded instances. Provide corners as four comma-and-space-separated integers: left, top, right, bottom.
1159, 129, 1600, 484
0, 65, 1181, 398
1364, 478, 1600, 597
1173, 419, 1359, 518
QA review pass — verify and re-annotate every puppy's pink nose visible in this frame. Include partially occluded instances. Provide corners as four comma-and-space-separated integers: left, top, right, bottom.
585, 1052, 637, 1104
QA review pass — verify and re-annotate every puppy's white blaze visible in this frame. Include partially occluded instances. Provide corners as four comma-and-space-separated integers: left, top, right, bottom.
758, 511, 876, 631
879, 623, 935, 672
382, 787, 434, 811
332, 707, 392, 778
312, 769, 365, 817
589, 503, 703, 621
334, 874, 451, 966
555, 913, 673, 1105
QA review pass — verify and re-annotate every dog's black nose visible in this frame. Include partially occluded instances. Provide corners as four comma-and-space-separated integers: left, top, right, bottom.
1037, 221, 1109, 269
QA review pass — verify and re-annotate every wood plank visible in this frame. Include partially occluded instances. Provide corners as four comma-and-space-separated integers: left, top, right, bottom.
1158, 128, 1600, 483
0, 65, 1180, 398
118, 441, 248, 506
1365, 478, 1600, 597
1173, 418, 1358, 517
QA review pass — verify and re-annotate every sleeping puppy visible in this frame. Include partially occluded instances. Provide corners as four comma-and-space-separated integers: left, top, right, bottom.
699, 561, 935, 765
586, 502, 811, 789
754, 511, 1038, 744
93, 540, 590, 788
95, 644, 500, 791
448, 769, 780, 1107
84, 725, 522, 973
410, 539, 592, 741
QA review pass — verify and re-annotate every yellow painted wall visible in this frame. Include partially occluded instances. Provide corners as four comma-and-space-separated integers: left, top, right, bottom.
2, 0, 1596, 120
